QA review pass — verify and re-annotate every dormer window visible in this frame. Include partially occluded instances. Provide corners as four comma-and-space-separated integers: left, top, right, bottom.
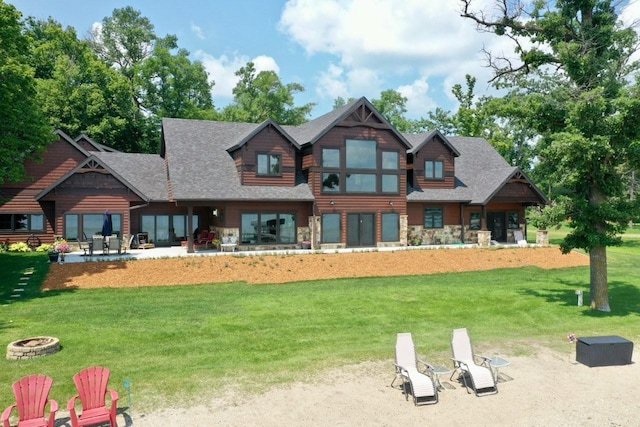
257, 153, 281, 176
425, 160, 444, 180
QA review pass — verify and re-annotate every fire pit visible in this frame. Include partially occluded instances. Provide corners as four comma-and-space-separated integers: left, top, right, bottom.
6, 336, 60, 360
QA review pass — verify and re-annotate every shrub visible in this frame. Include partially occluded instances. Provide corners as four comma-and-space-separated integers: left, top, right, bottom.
8, 242, 31, 252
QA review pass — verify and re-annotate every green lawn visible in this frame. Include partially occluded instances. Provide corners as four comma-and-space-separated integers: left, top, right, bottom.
2, 231, 639, 411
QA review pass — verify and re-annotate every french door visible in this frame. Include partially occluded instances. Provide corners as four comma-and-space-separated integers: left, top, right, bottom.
346, 213, 375, 247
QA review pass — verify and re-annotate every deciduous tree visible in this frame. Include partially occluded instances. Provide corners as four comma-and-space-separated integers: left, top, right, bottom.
461, 0, 640, 311
221, 62, 314, 125
0, 1, 53, 185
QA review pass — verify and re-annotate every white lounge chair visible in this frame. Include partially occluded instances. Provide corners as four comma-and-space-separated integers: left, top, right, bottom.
450, 328, 498, 396
513, 230, 527, 246
392, 332, 438, 405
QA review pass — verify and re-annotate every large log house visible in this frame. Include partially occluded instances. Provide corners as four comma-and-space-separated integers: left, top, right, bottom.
0, 97, 546, 251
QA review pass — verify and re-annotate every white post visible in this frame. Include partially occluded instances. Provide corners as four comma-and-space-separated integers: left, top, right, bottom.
575, 290, 583, 306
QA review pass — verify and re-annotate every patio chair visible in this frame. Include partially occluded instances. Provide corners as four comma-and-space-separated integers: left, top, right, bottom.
450, 328, 498, 396
1, 374, 58, 427
195, 230, 210, 246
107, 235, 121, 255
79, 232, 91, 256
513, 230, 527, 246
90, 236, 105, 255
391, 332, 438, 406
67, 366, 118, 427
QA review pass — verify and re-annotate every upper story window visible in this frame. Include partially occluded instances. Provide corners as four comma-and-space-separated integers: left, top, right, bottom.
257, 153, 281, 176
346, 139, 376, 169
382, 151, 398, 170
320, 139, 400, 194
322, 148, 340, 168
425, 160, 444, 180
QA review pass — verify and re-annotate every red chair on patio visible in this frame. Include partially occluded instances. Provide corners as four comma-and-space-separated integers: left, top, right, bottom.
67, 366, 118, 427
196, 230, 216, 248
1, 374, 58, 427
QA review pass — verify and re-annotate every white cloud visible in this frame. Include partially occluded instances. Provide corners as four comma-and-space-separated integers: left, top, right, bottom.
316, 64, 348, 100
278, 0, 513, 113
397, 79, 436, 119
620, 0, 640, 65
279, 0, 502, 71
194, 52, 280, 103
191, 23, 206, 40
314, 63, 383, 105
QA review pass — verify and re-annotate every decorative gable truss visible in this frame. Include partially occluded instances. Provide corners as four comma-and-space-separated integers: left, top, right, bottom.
492, 170, 547, 204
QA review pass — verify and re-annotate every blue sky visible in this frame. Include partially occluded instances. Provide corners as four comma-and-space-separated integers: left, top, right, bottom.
7, 0, 640, 120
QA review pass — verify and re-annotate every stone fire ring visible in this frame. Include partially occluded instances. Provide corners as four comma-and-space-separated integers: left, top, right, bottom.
6, 336, 60, 360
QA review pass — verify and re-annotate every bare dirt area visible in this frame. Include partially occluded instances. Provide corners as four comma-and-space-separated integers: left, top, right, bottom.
42, 246, 589, 290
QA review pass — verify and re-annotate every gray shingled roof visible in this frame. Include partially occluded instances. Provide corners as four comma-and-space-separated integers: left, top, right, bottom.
93, 152, 169, 201
283, 99, 358, 145
162, 118, 314, 201
405, 135, 518, 204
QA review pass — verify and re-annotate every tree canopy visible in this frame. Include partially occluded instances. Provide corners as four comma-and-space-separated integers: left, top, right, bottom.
220, 62, 314, 125
461, 0, 640, 311
0, 1, 53, 185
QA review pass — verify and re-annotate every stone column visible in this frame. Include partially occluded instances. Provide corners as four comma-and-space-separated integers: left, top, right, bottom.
536, 229, 549, 245
400, 215, 408, 246
477, 230, 492, 246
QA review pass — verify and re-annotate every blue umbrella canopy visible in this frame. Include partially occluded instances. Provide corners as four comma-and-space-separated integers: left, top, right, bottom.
102, 210, 113, 236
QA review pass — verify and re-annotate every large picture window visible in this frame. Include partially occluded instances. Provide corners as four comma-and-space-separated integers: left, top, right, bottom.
0, 213, 45, 232
240, 213, 295, 244
321, 139, 400, 194
322, 213, 340, 243
425, 160, 444, 179
424, 207, 443, 228
257, 153, 281, 176
381, 213, 399, 241
346, 139, 376, 169
64, 213, 122, 241
346, 173, 376, 192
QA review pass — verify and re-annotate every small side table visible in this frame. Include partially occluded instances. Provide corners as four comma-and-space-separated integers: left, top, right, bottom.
431, 365, 455, 391
489, 356, 512, 383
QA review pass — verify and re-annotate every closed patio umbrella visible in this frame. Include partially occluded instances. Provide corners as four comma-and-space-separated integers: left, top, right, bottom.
102, 210, 113, 236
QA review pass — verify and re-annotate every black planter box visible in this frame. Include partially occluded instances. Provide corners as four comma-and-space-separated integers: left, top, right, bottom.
576, 335, 633, 367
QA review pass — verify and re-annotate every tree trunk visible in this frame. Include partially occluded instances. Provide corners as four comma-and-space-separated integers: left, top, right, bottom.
589, 245, 610, 311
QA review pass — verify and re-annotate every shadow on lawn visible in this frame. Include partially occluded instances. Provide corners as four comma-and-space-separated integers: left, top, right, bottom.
54, 407, 133, 427
1, 253, 79, 306
519, 279, 640, 317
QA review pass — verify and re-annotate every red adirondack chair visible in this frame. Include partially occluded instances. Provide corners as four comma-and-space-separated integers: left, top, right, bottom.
1, 374, 58, 427
67, 366, 119, 427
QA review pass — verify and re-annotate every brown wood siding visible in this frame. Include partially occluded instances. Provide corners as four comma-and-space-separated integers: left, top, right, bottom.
412, 137, 455, 189
0, 138, 85, 190
0, 137, 87, 244
237, 126, 296, 186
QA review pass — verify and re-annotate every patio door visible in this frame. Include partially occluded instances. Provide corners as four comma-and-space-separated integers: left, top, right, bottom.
346, 213, 375, 247
487, 212, 506, 242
